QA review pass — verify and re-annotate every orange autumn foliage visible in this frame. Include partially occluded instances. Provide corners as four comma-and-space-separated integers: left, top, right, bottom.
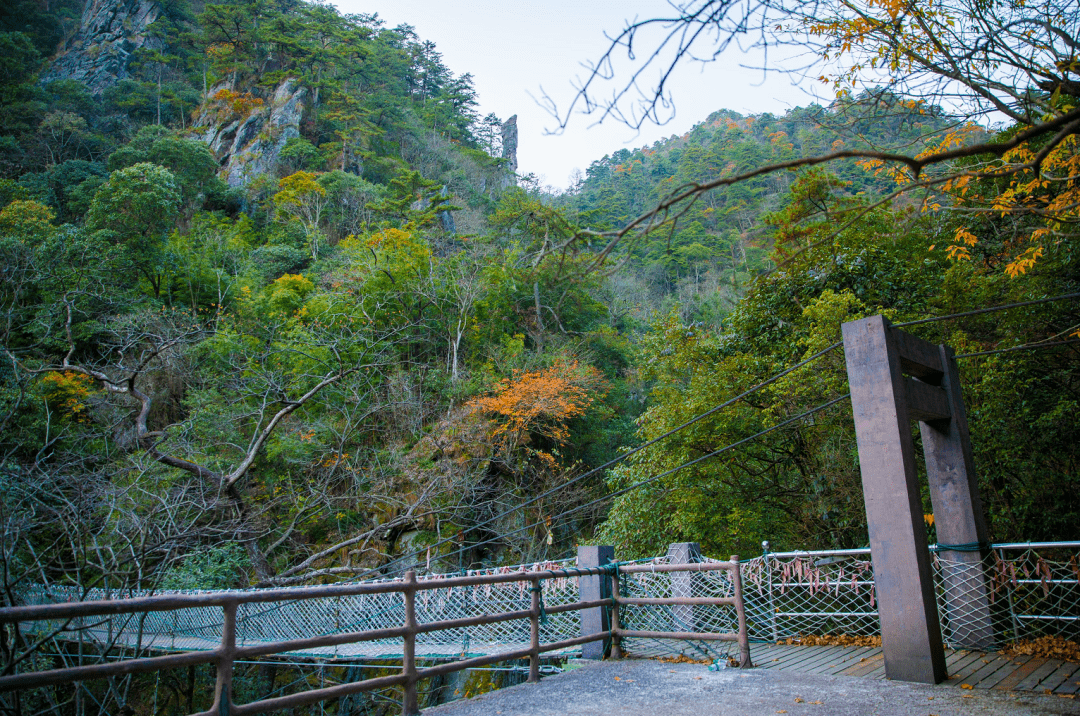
467, 361, 607, 449
39, 371, 96, 420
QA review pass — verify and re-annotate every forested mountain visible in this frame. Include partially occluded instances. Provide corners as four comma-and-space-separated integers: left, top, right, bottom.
1, 0, 632, 594
1, 0, 1077, 606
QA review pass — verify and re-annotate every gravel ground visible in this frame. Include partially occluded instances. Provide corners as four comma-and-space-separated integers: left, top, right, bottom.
423, 658, 1080, 716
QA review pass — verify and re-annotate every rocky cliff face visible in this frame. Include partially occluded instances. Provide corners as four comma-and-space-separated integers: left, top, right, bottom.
195, 80, 308, 189
500, 115, 518, 174
41, 0, 162, 95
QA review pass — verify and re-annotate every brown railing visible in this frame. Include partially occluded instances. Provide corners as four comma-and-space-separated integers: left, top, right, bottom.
0, 558, 751, 715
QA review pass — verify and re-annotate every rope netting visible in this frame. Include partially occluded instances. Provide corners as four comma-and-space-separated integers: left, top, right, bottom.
17, 544, 1079, 662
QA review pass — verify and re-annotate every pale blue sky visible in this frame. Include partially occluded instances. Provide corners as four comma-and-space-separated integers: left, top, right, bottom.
331, 1, 812, 190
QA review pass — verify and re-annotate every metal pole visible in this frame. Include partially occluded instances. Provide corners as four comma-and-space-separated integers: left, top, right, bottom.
730, 556, 752, 668
1002, 548, 1022, 641
763, 541, 777, 643
402, 571, 419, 716
610, 569, 623, 659
212, 600, 237, 715
528, 577, 540, 683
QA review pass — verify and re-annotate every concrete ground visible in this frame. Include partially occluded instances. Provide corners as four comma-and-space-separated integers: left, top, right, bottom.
423, 658, 1080, 716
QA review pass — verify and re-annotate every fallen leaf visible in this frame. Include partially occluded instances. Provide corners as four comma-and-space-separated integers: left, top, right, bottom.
794, 697, 805, 703
809, 700, 823, 705
962, 694, 973, 699
694, 676, 702, 680
779, 634, 881, 648
777, 711, 787, 714
614, 677, 621, 681
960, 684, 973, 690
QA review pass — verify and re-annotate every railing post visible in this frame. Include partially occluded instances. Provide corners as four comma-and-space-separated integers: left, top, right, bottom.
213, 600, 237, 715
729, 555, 752, 668
1002, 547, 1022, 640
577, 545, 613, 659
667, 542, 702, 634
528, 576, 541, 683
402, 571, 419, 716
610, 568, 623, 659
763, 541, 778, 642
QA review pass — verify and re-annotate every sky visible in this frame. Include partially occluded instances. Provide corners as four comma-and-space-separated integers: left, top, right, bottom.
330, 0, 813, 191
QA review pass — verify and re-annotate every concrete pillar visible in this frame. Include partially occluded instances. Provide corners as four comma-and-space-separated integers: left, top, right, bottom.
921, 345, 994, 649
843, 315, 947, 684
577, 545, 613, 659
666, 542, 702, 633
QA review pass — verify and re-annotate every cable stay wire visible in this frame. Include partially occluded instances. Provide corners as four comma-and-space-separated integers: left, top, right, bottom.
893, 292, 1080, 328
342, 290, 1079, 584
374, 326, 1074, 582
956, 337, 1080, 359
275, 291, 1079, 588
374, 394, 852, 582
341, 342, 847, 583
231, 332, 1078, 630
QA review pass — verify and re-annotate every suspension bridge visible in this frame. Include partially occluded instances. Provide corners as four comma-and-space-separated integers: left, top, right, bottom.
2, 302, 1079, 714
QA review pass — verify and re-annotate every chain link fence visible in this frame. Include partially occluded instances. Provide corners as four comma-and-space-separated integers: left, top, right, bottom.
19, 559, 582, 659
17, 542, 1080, 662
737, 542, 1080, 651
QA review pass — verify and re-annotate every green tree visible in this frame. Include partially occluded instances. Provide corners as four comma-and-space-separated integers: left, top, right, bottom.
273, 171, 329, 259
86, 162, 180, 297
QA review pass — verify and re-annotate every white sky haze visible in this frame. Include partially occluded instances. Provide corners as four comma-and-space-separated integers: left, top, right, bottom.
330, 1, 811, 190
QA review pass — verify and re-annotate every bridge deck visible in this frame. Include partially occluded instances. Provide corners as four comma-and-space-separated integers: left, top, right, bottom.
70, 627, 570, 660
77, 625, 1080, 692
423, 657, 1080, 716
746, 643, 1080, 694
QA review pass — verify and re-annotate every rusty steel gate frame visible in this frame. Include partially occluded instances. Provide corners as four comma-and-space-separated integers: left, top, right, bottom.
843, 315, 993, 684
0, 559, 752, 716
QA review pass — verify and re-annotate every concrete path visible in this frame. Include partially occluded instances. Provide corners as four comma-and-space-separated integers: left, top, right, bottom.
424, 659, 1080, 716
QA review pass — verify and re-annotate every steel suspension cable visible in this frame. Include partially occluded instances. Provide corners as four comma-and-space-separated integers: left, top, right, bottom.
893, 292, 1080, 327
329, 291, 1079, 584
956, 338, 1080, 359
342, 343, 846, 583
375, 394, 852, 581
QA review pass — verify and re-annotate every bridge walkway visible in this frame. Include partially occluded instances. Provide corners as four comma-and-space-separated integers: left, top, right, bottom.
423, 651, 1080, 716
749, 643, 1080, 694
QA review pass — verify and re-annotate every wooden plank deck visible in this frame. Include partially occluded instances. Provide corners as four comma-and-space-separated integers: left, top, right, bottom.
741, 643, 1080, 694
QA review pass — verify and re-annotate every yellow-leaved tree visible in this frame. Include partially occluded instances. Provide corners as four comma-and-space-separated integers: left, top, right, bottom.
273, 171, 328, 259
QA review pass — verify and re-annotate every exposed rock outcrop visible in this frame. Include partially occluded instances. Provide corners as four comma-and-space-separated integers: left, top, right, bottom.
41, 0, 162, 95
195, 79, 308, 189
500, 115, 518, 174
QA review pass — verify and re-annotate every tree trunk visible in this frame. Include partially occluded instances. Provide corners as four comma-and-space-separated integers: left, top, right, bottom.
227, 486, 274, 583
533, 282, 545, 335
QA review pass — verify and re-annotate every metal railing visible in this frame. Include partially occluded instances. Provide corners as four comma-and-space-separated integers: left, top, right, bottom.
0, 559, 751, 715
751, 541, 1080, 648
